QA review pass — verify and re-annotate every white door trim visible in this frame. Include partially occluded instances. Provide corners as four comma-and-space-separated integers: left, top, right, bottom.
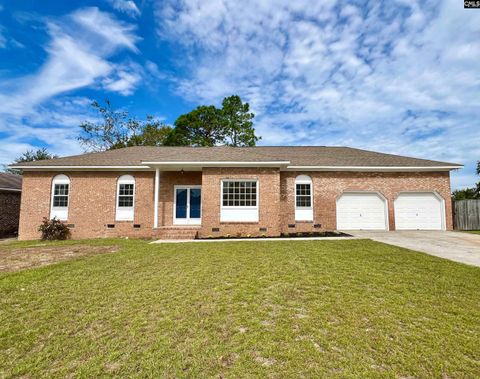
173, 185, 202, 225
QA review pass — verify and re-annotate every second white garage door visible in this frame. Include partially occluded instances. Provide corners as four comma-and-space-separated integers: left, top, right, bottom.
336, 192, 388, 230
394, 192, 444, 230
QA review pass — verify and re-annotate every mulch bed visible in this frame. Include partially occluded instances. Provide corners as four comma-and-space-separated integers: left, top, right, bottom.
198, 231, 351, 240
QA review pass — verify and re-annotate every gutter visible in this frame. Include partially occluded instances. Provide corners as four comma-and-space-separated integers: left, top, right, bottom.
8, 164, 463, 172
284, 165, 464, 172
8, 165, 150, 170
141, 161, 291, 167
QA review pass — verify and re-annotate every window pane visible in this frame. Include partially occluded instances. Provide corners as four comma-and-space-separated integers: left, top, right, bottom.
222, 181, 257, 207
296, 196, 311, 207
296, 184, 311, 196
118, 196, 133, 207
190, 189, 201, 218
54, 184, 69, 196
175, 188, 187, 218
118, 183, 134, 207
53, 195, 68, 207
119, 183, 134, 196
296, 184, 312, 207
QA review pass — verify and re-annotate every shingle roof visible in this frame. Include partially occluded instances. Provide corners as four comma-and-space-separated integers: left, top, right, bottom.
10, 146, 461, 168
0, 172, 22, 190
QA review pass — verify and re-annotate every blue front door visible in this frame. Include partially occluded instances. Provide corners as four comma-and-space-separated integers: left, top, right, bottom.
174, 186, 201, 225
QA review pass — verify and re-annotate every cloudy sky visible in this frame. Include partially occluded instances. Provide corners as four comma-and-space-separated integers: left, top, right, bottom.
0, 0, 478, 188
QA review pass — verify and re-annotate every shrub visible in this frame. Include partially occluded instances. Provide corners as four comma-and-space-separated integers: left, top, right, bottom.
38, 217, 71, 241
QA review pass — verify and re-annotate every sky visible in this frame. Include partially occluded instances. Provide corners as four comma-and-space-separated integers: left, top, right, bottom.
0, 0, 478, 189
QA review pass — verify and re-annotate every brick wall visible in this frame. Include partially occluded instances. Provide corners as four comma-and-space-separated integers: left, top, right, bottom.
18, 171, 156, 240
280, 171, 453, 232
0, 190, 21, 238
18, 169, 453, 240
199, 167, 281, 238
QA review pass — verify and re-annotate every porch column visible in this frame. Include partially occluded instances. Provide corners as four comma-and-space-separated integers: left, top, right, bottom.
154, 168, 160, 228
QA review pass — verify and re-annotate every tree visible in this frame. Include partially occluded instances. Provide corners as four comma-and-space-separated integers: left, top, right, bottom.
79, 96, 260, 150
166, 95, 260, 147
6, 148, 58, 175
452, 159, 480, 200
114, 117, 172, 149
165, 106, 225, 147
79, 100, 172, 151
221, 95, 259, 147
79, 100, 131, 151
452, 188, 479, 200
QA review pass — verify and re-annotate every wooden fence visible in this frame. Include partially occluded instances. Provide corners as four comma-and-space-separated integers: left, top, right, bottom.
454, 199, 480, 230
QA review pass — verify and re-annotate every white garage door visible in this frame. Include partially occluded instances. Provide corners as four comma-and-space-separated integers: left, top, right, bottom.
394, 192, 444, 230
336, 192, 388, 230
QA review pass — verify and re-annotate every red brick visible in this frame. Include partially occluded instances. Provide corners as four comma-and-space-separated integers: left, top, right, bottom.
18, 169, 453, 240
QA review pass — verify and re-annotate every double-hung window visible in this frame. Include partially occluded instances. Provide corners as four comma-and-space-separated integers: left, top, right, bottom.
221, 180, 259, 222
295, 175, 313, 221
118, 183, 134, 207
116, 175, 135, 221
50, 174, 70, 220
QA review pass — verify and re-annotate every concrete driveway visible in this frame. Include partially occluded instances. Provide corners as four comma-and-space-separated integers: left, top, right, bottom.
350, 231, 480, 267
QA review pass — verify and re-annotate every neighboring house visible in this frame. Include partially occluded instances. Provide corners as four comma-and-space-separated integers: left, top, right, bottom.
0, 172, 22, 238
10, 146, 462, 240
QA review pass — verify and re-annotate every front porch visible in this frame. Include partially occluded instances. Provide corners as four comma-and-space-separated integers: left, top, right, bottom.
153, 169, 203, 231
149, 164, 283, 240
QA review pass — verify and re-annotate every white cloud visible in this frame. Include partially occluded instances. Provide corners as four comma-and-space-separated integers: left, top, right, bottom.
102, 62, 143, 95
106, 0, 140, 18
71, 7, 139, 52
154, 0, 480, 189
0, 97, 93, 167
145, 60, 166, 79
0, 7, 140, 167
0, 7, 140, 116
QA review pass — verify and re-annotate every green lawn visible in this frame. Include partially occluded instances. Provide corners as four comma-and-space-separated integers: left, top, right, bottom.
1, 239, 479, 378
465, 230, 480, 235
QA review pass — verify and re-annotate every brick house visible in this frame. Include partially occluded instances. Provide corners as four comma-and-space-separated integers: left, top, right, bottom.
0, 173, 22, 238
11, 146, 462, 240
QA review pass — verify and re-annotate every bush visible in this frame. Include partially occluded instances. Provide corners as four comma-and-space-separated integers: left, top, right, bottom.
38, 217, 71, 241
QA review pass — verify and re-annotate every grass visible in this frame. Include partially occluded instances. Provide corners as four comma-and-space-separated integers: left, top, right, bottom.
1, 239, 479, 378
465, 230, 480, 235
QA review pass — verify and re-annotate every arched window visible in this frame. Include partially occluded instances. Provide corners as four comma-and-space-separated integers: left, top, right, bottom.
295, 175, 313, 221
116, 175, 135, 221
50, 174, 70, 220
